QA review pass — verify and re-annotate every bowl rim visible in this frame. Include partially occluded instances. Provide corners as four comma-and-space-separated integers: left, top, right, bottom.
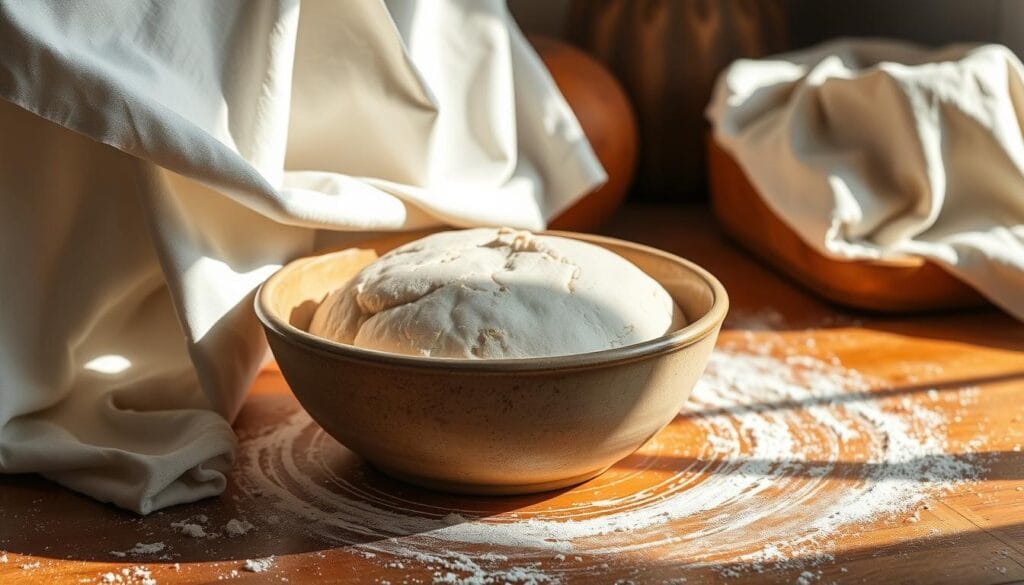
255, 230, 729, 372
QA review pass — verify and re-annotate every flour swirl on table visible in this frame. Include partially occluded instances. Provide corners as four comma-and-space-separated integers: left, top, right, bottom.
235, 341, 981, 583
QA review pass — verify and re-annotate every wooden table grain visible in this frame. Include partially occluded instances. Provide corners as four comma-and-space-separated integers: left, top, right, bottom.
2, 205, 1023, 584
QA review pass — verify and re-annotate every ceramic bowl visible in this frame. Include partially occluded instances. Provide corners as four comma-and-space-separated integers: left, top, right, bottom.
255, 231, 728, 495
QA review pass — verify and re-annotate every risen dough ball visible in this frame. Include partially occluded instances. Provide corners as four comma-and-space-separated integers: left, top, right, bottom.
309, 228, 682, 359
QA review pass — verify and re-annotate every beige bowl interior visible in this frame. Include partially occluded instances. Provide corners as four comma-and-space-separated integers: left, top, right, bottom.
257, 231, 727, 494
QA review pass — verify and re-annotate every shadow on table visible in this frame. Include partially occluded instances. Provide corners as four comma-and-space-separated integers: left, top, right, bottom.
677, 370, 1024, 421
0, 459, 573, 566
624, 518, 1024, 583
612, 450, 1024, 481
723, 303, 1024, 354
0, 391, 588, 566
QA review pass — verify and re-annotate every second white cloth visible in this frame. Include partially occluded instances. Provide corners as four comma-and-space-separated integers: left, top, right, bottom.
707, 39, 1024, 320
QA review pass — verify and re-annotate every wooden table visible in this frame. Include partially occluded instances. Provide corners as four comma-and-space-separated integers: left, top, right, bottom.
2, 205, 1023, 584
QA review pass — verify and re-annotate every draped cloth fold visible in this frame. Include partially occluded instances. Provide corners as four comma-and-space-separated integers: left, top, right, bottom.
707, 39, 1024, 321
0, 0, 604, 514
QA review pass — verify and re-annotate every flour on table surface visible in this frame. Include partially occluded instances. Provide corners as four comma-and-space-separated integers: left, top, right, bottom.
224, 519, 254, 537
96, 566, 156, 585
170, 518, 208, 539
242, 556, 274, 573
232, 328, 983, 584
109, 542, 166, 558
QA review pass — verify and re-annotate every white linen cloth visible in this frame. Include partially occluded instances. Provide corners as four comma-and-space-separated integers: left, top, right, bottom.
707, 39, 1024, 320
0, 0, 604, 513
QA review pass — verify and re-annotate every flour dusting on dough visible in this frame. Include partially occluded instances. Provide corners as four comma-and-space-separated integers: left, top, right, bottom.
309, 228, 681, 359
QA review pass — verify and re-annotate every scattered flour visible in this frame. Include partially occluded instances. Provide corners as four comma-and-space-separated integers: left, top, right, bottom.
97, 566, 155, 585
243, 557, 275, 573
132, 566, 157, 585
224, 519, 254, 537
234, 334, 982, 583
130, 543, 165, 555
394, 549, 551, 585
171, 518, 207, 538
110, 542, 166, 558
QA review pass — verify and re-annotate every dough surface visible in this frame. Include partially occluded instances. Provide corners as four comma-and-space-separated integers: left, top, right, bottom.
309, 228, 682, 358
